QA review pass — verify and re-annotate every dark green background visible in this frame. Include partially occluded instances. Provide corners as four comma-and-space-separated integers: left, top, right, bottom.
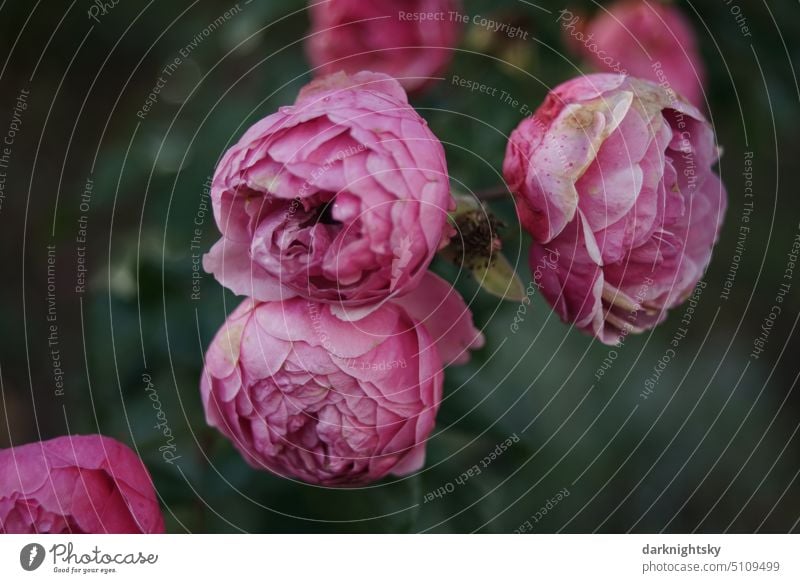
1, 0, 798, 532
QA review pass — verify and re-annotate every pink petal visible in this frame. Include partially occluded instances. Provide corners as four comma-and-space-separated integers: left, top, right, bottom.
392, 272, 485, 366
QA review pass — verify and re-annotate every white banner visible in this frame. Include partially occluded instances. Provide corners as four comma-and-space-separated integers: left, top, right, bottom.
0, 534, 797, 582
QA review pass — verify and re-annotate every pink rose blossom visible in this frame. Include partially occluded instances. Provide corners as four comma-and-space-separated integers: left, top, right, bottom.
503, 74, 726, 344
565, 1, 706, 105
0, 435, 165, 534
306, 0, 462, 93
200, 273, 483, 486
204, 71, 454, 311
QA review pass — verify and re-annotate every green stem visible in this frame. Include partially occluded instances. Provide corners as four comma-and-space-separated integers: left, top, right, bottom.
473, 185, 511, 201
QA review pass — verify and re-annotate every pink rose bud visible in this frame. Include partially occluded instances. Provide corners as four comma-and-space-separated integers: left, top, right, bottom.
563, 1, 706, 105
200, 273, 483, 486
306, 0, 462, 93
204, 71, 454, 311
503, 74, 726, 344
0, 435, 165, 533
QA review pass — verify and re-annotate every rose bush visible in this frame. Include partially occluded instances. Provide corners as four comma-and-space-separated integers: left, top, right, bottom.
306, 0, 462, 93
204, 71, 453, 315
200, 273, 483, 486
0, 435, 164, 534
504, 74, 726, 343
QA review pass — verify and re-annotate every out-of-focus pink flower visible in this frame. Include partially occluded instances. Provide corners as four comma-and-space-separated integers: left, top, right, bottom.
0, 435, 165, 534
306, 0, 462, 93
204, 71, 453, 312
503, 74, 726, 344
200, 273, 483, 486
561, 1, 706, 105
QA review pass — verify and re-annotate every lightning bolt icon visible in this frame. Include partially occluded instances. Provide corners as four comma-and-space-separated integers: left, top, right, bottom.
28, 546, 38, 566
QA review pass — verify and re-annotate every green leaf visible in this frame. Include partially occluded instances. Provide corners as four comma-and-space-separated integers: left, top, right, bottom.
472, 252, 525, 302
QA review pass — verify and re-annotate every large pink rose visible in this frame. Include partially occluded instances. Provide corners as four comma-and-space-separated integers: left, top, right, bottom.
306, 0, 462, 93
204, 71, 454, 312
562, 1, 706, 105
503, 74, 726, 344
200, 273, 483, 486
0, 435, 164, 534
